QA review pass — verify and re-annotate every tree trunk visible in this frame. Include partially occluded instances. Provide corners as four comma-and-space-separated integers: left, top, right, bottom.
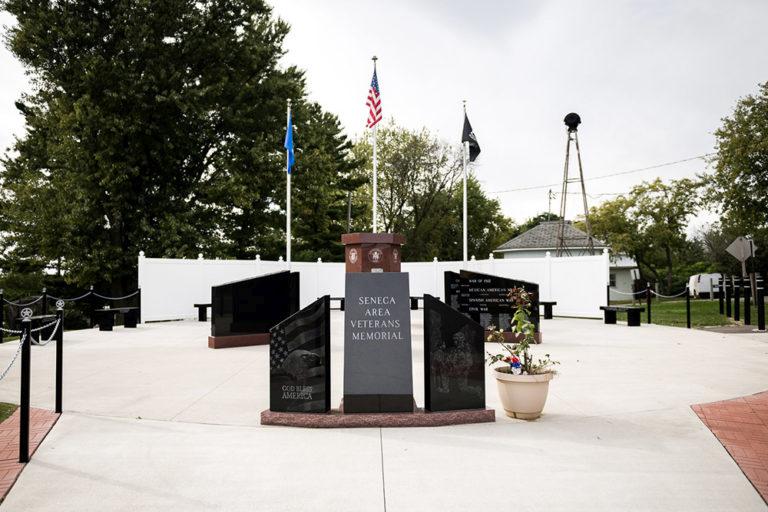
664, 245, 673, 294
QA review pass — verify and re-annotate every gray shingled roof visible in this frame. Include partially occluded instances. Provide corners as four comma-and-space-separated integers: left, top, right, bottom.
495, 221, 607, 252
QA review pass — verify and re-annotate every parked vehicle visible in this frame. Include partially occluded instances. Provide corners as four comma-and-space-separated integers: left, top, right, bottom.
687, 273, 722, 298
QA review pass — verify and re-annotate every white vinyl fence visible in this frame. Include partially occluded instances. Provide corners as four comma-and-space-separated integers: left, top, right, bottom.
138, 250, 610, 322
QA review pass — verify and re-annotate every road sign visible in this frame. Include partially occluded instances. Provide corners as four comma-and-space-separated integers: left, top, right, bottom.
726, 236, 757, 262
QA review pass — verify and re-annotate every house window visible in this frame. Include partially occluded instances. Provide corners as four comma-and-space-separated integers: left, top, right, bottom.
609, 273, 617, 287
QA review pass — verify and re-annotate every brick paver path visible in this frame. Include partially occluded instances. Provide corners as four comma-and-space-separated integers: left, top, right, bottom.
693, 391, 768, 503
0, 408, 59, 501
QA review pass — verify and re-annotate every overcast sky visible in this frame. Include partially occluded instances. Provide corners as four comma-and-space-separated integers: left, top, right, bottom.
2, 2, 768, 228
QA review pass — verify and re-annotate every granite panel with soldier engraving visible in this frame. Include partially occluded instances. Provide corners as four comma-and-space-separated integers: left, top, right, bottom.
424, 294, 485, 412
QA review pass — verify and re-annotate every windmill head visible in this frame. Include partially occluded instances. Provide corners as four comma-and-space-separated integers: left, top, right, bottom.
564, 112, 581, 132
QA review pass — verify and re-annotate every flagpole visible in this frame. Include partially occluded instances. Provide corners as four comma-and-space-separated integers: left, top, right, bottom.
462, 101, 468, 263
286, 98, 292, 267
372, 56, 379, 233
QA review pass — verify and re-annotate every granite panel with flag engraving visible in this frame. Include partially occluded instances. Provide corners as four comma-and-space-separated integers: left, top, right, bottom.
269, 296, 330, 413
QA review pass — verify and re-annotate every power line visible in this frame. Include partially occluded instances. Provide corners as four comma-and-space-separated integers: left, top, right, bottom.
491, 153, 713, 194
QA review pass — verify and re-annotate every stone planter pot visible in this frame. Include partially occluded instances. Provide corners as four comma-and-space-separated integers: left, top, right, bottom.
494, 368, 554, 420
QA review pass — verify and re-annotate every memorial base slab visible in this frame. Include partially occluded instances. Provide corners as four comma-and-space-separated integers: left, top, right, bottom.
260, 407, 495, 428
208, 333, 270, 349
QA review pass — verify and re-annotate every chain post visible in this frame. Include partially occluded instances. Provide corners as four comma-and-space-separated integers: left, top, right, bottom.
757, 284, 765, 332
41, 287, 48, 316
744, 279, 751, 326
734, 276, 741, 322
646, 283, 651, 324
19, 310, 32, 463
55, 301, 64, 414
725, 277, 732, 318
89, 285, 96, 328
718, 277, 724, 314
686, 286, 691, 329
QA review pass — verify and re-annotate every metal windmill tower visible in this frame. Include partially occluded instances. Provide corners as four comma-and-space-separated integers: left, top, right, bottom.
555, 113, 595, 257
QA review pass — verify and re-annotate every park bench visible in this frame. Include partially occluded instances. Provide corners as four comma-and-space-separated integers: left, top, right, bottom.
540, 301, 557, 319
410, 296, 424, 310
193, 303, 212, 322
599, 305, 645, 327
95, 307, 139, 331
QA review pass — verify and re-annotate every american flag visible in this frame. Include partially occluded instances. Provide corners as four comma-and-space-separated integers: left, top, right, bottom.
366, 68, 382, 128
270, 297, 327, 371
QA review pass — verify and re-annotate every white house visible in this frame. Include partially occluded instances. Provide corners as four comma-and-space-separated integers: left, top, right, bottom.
493, 221, 640, 301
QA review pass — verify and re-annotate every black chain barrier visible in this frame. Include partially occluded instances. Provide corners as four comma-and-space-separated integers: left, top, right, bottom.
612, 273, 766, 331
10, 304, 65, 463
1, 287, 141, 339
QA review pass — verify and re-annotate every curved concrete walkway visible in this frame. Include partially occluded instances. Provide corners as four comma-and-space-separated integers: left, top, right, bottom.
0, 315, 764, 511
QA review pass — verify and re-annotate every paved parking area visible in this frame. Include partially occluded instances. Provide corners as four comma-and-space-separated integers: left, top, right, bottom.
0, 315, 764, 511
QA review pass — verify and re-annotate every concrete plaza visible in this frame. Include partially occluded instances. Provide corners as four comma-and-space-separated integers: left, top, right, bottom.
0, 314, 765, 511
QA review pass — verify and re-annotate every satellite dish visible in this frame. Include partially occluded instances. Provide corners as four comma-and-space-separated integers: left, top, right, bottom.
564, 112, 581, 132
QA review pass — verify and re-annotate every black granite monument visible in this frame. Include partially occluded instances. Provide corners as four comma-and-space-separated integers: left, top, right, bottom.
209, 271, 299, 348
445, 270, 540, 334
269, 296, 331, 413
343, 272, 414, 413
423, 294, 485, 412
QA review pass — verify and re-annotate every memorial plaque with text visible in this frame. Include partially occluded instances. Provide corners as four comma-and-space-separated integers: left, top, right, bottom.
424, 294, 485, 412
269, 296, 330, 413
343, 272, 413, 413
458, 270, 539, 332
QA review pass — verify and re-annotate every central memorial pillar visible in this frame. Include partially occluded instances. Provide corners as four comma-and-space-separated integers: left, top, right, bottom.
342, 233, 414, 413
341, 232, 405, 273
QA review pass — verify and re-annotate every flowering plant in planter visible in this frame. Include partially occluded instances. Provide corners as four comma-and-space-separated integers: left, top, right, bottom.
486, 287, 558, 375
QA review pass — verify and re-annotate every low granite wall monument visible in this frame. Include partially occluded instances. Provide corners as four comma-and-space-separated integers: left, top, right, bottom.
445, 270, 541, 342
208, 271, 299, 349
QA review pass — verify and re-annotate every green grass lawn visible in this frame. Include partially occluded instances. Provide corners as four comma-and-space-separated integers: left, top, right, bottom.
609, 297, 766, 328
0, 403, 17, 424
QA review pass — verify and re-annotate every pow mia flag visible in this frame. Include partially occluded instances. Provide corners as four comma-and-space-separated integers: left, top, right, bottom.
462, 113, 481, 162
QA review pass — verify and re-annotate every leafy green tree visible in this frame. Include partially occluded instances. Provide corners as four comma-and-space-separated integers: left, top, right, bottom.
707, 81, 768, 276
0, 0, 358, 291
443, 176, 517, 260
589, 178, 700, 292
518, 212, 560, 237
352, 122, 514, 261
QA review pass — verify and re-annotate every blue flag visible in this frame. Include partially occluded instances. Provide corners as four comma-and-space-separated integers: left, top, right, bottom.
284, 111, 295, 173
